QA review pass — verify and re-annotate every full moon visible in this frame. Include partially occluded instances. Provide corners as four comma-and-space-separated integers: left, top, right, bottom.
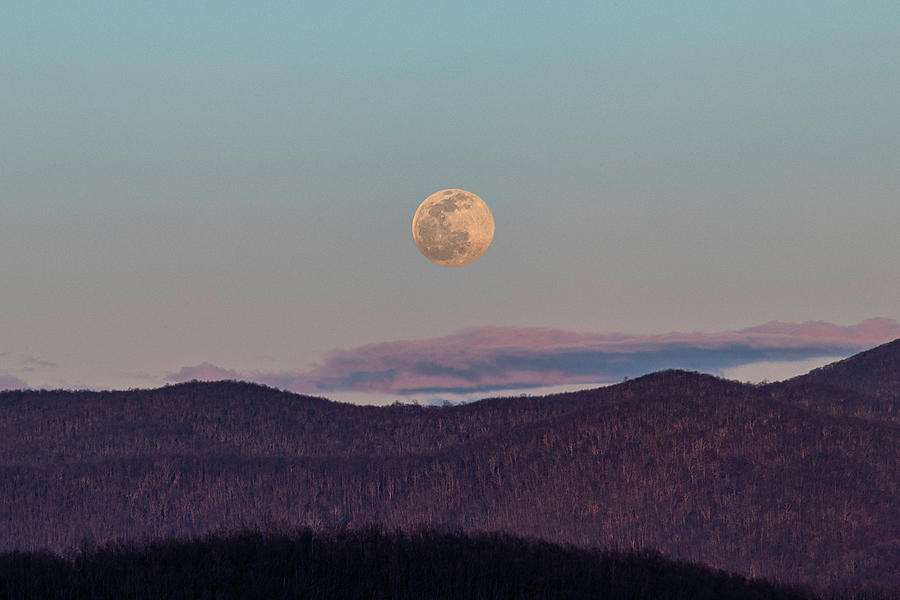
412, 189, 495, 267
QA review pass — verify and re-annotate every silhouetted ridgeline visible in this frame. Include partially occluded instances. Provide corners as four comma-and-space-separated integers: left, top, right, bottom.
0, 527, 820, 600
1, 339, 898, 592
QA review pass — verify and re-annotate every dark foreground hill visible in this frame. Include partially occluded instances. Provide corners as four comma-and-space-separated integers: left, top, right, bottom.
0, 527, 820, 600
1, 339, 898, 591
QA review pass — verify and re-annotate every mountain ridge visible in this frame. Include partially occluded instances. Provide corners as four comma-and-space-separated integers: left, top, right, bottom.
1, 340, 898, 590
766, 337, 900, 423
782, 338, 900, 399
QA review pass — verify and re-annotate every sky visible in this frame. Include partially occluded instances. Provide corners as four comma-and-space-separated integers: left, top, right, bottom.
2, 2, 898, 403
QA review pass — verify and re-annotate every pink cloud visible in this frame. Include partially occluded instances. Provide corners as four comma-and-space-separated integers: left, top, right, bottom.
172, 318, 900, 397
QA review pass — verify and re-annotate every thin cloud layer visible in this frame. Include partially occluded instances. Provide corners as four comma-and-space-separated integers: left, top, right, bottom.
172, 318, 900, 397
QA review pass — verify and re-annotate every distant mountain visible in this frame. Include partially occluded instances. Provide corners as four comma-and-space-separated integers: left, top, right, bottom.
1, 341, 899, 592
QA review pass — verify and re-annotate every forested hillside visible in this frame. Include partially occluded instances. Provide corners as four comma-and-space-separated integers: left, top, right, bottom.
1, 340, 898, 591
767, 338, 900, 423
788, 338, 900, 401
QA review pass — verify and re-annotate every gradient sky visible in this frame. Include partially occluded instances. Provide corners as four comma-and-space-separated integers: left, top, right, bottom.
2, 2, 898, 401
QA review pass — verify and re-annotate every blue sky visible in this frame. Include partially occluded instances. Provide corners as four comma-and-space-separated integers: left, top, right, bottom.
2, 2, 898, 399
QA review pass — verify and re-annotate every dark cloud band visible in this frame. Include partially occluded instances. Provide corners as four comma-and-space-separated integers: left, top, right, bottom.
166, 318, 900, 397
